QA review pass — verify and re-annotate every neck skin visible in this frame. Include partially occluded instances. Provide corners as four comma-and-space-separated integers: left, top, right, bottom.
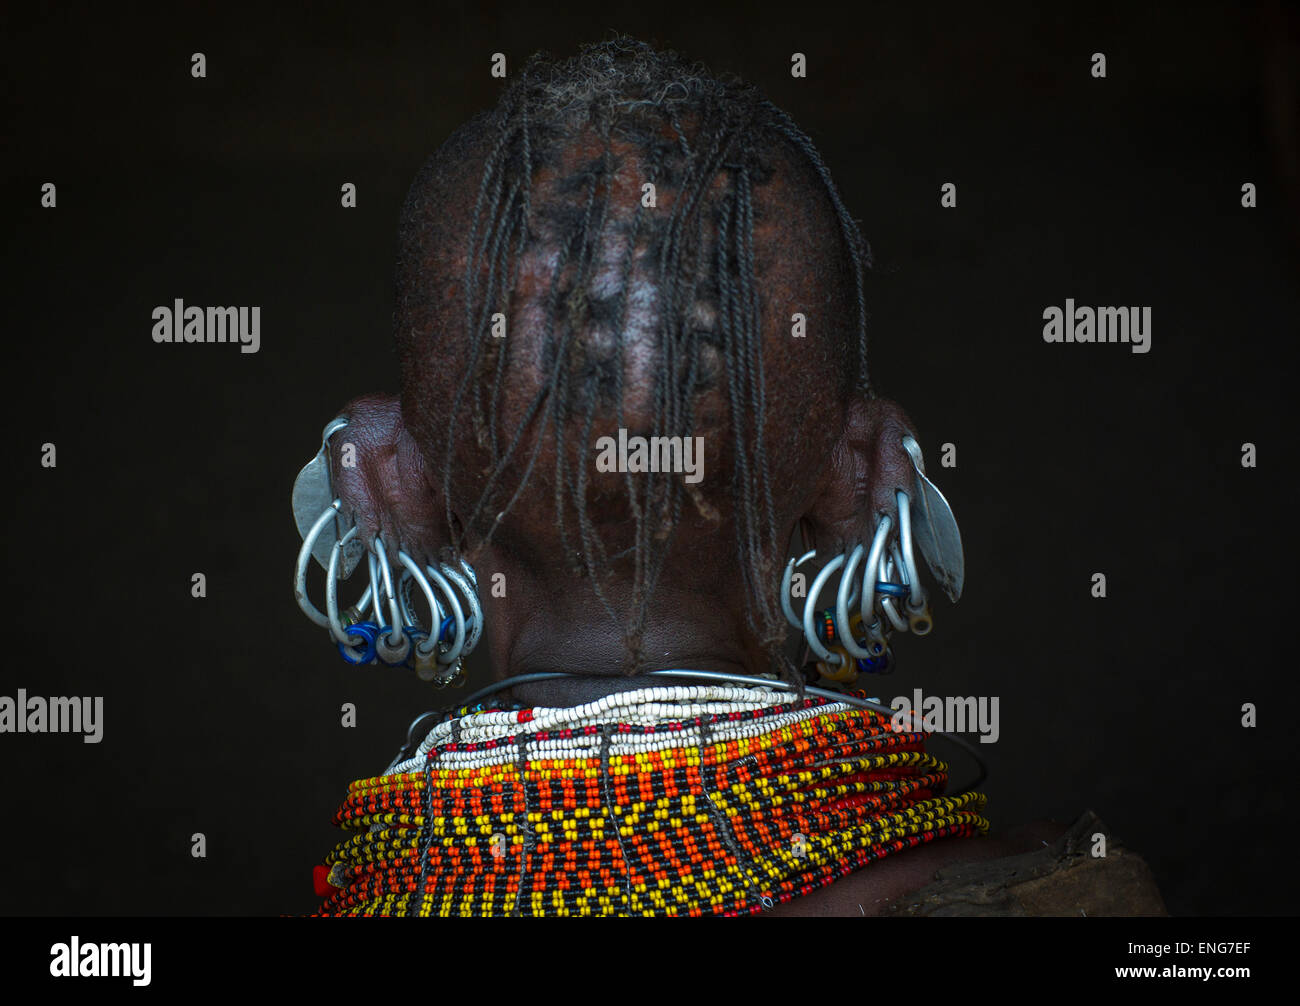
476, 546, 784, 707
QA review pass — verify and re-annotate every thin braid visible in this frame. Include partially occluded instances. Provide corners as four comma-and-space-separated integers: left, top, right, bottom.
464, 121, 516, 447
487, 203, 524, 462
714, 182, 764, 634
461, 217, 574, 549
550, 153, 605, 574
737, 166, 780, 619
445, 103, 518, 550
489, 89, 537, 462
571, 140, 619, 579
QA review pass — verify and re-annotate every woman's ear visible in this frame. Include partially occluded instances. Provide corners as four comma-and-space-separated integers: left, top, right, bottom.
802, 394, 964, 602
327, 393, 446, 567
802, 395, 922, 551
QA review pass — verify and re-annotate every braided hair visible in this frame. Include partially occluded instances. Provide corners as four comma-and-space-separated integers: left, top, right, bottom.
398, 36, 872, 677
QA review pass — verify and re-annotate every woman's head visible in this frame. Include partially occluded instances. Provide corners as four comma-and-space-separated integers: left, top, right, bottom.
333, 37, 923, 681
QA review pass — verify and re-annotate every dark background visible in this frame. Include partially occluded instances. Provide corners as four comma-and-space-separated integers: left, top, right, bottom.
3, 0, 1296, 916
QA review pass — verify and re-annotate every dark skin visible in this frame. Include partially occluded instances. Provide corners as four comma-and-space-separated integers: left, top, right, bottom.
327, 124, 1063, 917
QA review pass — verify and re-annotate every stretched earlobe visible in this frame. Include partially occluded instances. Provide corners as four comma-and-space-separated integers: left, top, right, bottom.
291, 401, 482, 687
321, 393, 445, 567
803, 396, 921, 550
786, 397, 964, 686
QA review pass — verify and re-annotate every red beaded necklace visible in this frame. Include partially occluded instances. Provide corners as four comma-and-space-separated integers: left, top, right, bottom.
311, 685, 988, 916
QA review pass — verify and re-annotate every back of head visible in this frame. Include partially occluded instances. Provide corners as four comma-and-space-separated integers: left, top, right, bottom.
394, 36, 873, 676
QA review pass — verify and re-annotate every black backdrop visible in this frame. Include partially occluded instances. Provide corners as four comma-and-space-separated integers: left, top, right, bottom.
3, 0, 1297, 916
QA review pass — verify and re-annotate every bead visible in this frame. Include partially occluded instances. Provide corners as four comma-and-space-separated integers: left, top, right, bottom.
311, 685, 987, 917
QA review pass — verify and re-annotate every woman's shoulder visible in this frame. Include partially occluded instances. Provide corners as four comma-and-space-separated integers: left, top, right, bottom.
764, 811, 1167, 917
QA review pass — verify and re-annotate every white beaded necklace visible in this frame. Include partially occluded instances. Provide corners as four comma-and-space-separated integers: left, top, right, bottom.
388, 683, 860, 775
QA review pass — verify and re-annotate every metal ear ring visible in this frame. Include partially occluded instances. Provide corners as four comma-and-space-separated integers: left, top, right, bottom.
834, 545, 870, 660
296, 499, 346, 629
371, 534, 413, 666
394, 555, 443, 661
857, 513, 893, 656
781, 550, 817, 630
326, 525, 376, 658
802, 551, 847, 669
878, 547, 910, 633
439, 560, 484, 657
894, 490, 932, 635
416, 563, 466, 683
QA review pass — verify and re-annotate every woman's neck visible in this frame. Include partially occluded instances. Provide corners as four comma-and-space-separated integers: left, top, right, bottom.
482, 571, 776, 708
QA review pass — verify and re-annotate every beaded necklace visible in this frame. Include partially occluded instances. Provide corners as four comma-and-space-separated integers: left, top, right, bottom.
311, 684, 989, 917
